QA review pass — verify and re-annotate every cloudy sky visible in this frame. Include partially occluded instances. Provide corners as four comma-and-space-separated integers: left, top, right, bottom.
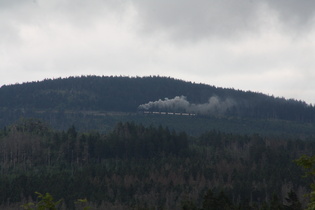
1, 0, 315, 104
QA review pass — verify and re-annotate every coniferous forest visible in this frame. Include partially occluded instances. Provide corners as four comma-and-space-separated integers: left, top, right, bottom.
1, 76, 315, 209
0, 119, 313, 209
1, 76, 315, 137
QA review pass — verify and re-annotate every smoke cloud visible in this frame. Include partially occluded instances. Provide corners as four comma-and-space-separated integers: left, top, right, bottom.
138, 96, 235, 115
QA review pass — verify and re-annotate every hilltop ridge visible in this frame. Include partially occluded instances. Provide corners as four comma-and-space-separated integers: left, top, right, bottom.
0, 75, 314, 135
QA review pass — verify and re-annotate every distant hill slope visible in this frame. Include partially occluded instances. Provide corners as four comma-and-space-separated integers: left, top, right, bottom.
1, 75, 314, 123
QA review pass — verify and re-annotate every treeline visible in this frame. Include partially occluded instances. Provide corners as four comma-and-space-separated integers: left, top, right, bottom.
0, 75, 314, 123
2, 107, 315, 138
0, 119, 314, 209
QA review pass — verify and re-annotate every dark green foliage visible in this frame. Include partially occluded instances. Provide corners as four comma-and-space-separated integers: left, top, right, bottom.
202, 190, 233, 210
21, 192, 63, 210
1, 76, 315, 134
0, 120, 311, 209
295, 155, 315, 210
269, 194, 284, 210
284, 190, 302, 210
181, 200, 198, 210
21, 192, 90, 210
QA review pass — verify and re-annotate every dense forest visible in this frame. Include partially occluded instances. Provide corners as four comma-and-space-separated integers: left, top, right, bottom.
1, 76, 315, 137
1, 76, 315, 209
0, 119, 314, 209
0, 75, 314, 121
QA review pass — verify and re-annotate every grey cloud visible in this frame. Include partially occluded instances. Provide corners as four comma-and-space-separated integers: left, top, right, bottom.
265, 0, 315, 25
0, 0, 128, 29
1, 0, 315, 104
0, 0, 129, 48
132, 0, 258, 40
131, 0, 315, 41
42, 0, 128, 24
4, 0, 315, 43
0, 0, 32, 9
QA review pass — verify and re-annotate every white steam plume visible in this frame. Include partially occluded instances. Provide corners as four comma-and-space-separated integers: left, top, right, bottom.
138, 95, 235, 115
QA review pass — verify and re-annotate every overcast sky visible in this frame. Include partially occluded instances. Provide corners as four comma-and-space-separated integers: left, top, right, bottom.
1, 0, 315, 104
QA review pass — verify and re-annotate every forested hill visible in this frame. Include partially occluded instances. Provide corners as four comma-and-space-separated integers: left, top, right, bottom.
1, 75, 314, 122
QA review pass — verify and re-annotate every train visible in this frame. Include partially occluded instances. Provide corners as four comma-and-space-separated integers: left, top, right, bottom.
139, 110, 196, 116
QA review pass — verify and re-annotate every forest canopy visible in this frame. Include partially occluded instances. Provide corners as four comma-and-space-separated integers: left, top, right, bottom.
0, 119, 314, 209
0, 76, 314, 121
